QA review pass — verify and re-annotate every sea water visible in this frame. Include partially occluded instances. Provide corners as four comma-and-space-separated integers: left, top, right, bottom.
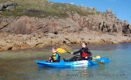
0, 43, 131, 80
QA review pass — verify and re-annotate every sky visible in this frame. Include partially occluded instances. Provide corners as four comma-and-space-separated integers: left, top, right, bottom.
50, 0, 131, 24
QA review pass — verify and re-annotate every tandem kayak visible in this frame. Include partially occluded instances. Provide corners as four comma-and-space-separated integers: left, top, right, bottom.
34, 57, 109, 68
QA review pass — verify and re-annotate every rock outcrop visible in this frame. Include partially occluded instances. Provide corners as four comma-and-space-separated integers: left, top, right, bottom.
0, 1, 16, 13
0, 31, 131, 51
0, 1, 131, 51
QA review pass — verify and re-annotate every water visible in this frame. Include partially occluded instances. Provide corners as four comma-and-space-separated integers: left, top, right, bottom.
0, 43, 131, 80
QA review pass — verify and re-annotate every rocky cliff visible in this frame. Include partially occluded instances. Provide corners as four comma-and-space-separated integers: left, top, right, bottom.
0, 1, 131, 51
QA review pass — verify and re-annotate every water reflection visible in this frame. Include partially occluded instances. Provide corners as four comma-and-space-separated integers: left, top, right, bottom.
34, 65, 108, 80
36, 67, 89, 80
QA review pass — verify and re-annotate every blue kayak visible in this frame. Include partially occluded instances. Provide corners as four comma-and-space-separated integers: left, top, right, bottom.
34, 57, 109, 68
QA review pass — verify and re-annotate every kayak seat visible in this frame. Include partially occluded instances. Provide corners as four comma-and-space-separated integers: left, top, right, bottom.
63, 58, 69, 62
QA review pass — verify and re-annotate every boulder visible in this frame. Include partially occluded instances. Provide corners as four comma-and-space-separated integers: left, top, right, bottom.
50, 38, 60, 45
76, 38, 82, 44
106, 8, 112, 14
35, 43, 44, 48
6, 6, 15, 11
43, 38, 52, 46
0, 11, 2, 14
0, 4, 4, 11
1, 43, 13, 50
73, 12, 80, 21
59, 44, 72, 51
20, 43, 31, 49
93, 7, 96, 11
47, 33, 55, 38
124, 20, 129, 25
82, 27, 88, 32
129, 24, 131, 30
12, 44, 21, 50
4, 1, 17, 7
26, 37, 38, 47
0, 46, 2, 51
0, 22, 8, 29
64, 34, 78, 43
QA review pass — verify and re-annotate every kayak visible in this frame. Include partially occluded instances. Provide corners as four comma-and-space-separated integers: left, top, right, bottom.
34, 57, 109, 68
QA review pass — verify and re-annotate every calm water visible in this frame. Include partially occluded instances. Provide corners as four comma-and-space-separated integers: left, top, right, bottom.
0, 43, 131, 80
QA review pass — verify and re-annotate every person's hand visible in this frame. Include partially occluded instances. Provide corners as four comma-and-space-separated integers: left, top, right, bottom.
49, 57, 51, 60
71, 52, 73, 54
85, 56, 88, 59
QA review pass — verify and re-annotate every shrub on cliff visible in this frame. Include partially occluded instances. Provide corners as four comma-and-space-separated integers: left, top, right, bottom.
0, 0, 97, 18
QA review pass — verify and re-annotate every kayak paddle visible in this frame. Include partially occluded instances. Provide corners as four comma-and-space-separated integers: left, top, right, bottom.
57, 48, 71, 54
92, 56, 105, 65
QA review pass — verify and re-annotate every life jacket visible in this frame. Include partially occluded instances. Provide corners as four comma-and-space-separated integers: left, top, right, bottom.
52, 53, 57, 60
52, 53, 60, 60
81, 51, 89, 57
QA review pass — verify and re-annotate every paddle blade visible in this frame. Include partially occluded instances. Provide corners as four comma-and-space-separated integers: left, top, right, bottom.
57, 48, 66, 53
93, 55, 105, 65
95, 60, 105, 65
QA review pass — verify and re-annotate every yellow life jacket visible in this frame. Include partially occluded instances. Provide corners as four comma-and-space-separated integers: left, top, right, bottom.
52, 53, 57, 60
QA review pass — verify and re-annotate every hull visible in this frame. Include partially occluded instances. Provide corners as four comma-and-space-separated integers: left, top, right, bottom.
34, 57, 109, 68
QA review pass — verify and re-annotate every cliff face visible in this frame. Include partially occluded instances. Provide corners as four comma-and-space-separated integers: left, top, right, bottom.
0, 1, 131, 51
0, 12, 130, 36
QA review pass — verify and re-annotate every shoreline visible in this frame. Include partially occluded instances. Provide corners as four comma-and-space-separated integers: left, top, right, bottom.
0, 32, 131, 52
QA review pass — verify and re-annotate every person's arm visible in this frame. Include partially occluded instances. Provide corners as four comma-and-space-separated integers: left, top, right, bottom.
73, 48, 82, 55
85, 48, 92, 56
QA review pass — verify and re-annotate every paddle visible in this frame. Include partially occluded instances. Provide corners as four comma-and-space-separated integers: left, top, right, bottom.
57, 48, 105, 64
57, 48, 81, 61
57, 48, 79, 56
92, 56, 105, 65
57, 48, 71, 54
93, 59, 105, 65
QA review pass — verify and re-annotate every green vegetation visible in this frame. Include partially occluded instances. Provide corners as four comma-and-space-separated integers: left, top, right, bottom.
0, 0, 97, 18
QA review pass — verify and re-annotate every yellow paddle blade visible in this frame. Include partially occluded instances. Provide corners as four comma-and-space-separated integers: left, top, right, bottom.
94, 60, 105, 65
92, 55, 101, 59
92, 55, 105, 65
57, 48, 66, 53
96, 55, 100, 58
